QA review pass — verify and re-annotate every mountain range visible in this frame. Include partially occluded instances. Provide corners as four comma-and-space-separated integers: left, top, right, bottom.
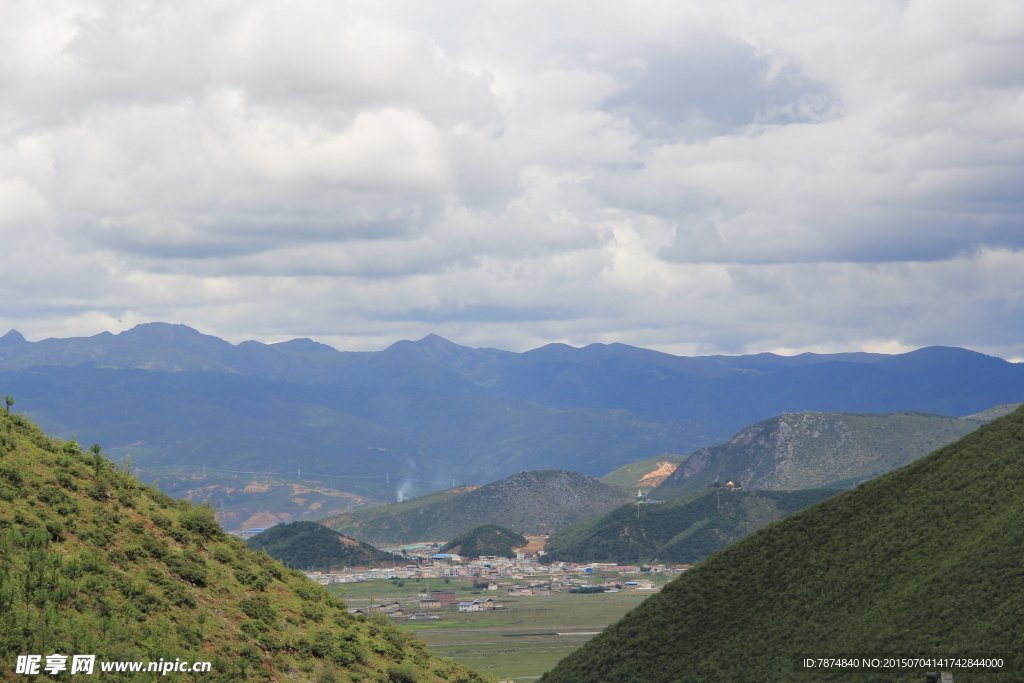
3, 323, 1024, 513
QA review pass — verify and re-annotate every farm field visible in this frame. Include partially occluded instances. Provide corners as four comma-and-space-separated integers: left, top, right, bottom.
327, 578, 667, 680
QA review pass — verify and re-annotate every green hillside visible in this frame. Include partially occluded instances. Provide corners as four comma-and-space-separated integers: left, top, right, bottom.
540, 488, 840, 566
441, 525, 527, 559
653, 410, 986, 499
599, 453, 686, 492
319, 471, 629, 545
247, 522, 398, 571
541, 406, 1024, 683
0, 409, 485, 683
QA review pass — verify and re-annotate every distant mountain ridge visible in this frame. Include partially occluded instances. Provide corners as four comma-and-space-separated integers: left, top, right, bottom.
651, 410, 992, 498
318, 470, 631, 545
3, 322, 1024, 511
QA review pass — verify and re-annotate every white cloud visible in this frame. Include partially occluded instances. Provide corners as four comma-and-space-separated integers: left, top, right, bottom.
0, 0, 1022, 358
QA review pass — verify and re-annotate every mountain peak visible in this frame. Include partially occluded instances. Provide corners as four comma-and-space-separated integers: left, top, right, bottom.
116, 322, 234, 354
381, 333, 479, 368
0, 329, 28, 347
416, 333, 460, 347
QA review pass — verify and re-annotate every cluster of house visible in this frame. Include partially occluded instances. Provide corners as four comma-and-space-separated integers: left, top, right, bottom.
301, 548, 691, 586
344, 573, 668, 621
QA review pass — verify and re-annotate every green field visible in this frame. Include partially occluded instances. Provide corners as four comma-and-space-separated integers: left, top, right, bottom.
328, 578, 667, 680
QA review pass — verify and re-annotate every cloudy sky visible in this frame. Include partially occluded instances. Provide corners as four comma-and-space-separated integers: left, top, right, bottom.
2, 0, 1023, 358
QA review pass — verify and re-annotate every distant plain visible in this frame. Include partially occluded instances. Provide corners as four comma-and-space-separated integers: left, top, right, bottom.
329, 576, 671, 680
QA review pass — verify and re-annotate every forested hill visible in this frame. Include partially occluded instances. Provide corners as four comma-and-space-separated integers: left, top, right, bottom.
246, 521, 398, 570
539, 488, 840, 566
541, 405, 1024, 683
319, 470, 630, 545
0, 410, 483, 683
441, 525, 527, 559
652, 410, 989, 498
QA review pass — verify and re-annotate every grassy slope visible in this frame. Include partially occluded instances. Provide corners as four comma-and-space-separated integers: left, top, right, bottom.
0, 411, 487, 683
540, 488, 840, 565
652, 410, 985, 499
319, 471, 630, 546
246, 522, 399, 571
541, 406, 1024, 683
599, 453, 686, 491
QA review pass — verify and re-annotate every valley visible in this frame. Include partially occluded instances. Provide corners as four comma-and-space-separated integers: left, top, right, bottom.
334, 580, 664, 681
5, 325, 1024, 682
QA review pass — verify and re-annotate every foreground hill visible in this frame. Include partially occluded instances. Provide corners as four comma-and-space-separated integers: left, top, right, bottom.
0, 410, 483, 683
7, 323, 1024, 512
319, 471, 630, 545
247, 522, 398, 570
540, 488, 840, 566
441, 525, 527, 559
541, 406, 1024, 683
652, 410, 988, 499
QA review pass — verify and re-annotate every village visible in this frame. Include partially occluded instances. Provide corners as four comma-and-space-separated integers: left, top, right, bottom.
285, 535, 689, 620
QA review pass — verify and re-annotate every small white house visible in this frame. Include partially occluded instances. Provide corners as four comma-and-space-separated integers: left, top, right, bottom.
457, 599, 500, 612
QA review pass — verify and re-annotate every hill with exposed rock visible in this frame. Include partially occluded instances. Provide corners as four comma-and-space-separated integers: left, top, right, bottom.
600, 453, 687, 492
319, 470, 630, 545
652, 410, 989, 499
541, 406, 1024, 683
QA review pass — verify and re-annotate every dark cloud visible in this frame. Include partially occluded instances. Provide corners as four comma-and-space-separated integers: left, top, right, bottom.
603, 37, 839, 140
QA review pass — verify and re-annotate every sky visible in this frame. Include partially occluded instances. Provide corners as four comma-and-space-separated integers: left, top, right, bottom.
1, 0, 1023, 359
